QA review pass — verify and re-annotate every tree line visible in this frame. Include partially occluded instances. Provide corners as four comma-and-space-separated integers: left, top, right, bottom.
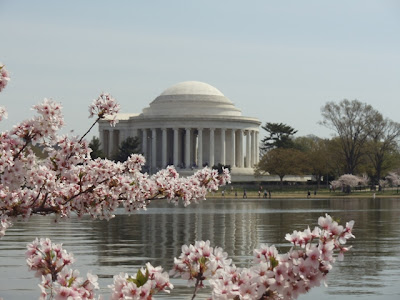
255, 99, 400, 188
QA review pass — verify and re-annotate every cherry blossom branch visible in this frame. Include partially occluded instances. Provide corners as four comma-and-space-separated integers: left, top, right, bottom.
79, 117, 100, 143
0, 95, 230, 237
25, 214, 354, 299
191, 273, 204, 300
13, 137, 32, 160
0, 64, 10, 92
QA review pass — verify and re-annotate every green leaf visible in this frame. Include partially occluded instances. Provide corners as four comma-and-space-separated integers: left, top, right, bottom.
68, 277, 75, 287
199, 256, 207, 265
270, 256, 279, 269
133, 268, 149, 287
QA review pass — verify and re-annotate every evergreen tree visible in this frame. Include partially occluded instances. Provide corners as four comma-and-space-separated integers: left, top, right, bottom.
260, 122, 298, 153
89, 136, 104, 159
113, 136, 141, 162
212, 163, 231, 174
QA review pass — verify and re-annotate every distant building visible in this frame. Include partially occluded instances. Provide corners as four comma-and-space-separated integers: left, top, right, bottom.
98, 81, 261, 181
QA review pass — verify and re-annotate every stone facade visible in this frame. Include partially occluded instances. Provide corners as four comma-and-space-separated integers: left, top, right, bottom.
99, 81, 261, 180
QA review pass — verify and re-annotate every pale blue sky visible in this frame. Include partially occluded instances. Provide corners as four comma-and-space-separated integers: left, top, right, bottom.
1, 0, 400, 140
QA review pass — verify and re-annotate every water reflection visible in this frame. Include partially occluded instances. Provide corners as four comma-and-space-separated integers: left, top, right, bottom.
1, 198, 399, 299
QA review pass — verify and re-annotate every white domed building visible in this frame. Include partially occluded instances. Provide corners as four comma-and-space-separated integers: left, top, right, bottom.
98, 81, 261, 181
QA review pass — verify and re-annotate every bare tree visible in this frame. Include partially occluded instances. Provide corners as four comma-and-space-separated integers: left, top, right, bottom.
320, 99, 382, 174
293, 136, 332, 188
366, 118, 400, 184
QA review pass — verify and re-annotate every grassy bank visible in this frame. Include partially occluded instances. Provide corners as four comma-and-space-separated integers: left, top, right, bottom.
207, 188, 400, 199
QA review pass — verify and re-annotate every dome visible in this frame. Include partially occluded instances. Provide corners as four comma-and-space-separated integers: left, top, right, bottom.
160, 81, 225, 97
141, 81, 242, 117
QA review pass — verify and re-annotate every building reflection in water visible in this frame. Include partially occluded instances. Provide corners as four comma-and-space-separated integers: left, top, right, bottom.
1, 198, 399, 299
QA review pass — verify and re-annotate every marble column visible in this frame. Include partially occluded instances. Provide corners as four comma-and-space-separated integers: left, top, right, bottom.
198, 128, 203, 167
231, 129, 236, 167
109, 129, 114, 157
245, 130, 251, 168
210, 128, 215, 167
119, 130, 125, 146
256, 131, 259, 164
99, 130, 104, 151
185, 128, 191, 168
142, 129, 148, 159
221, 128, 226, 165
173, 128, 179, 166
251, 130, 255, 167
238, 129, 244, 168
151, 128, 157, 172
162, 128, 167, 167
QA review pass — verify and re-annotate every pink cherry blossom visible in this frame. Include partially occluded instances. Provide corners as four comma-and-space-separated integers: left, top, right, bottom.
0, 106, 7, 122
88, 92, 120, 126
0, 64, 10, 92
26, 238, 100, 299
173, 214, 355, 300
24, 213, 354, 299
108, 263, 173, 299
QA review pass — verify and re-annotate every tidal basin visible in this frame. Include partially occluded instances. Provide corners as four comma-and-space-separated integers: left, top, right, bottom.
1, 197, 399, 299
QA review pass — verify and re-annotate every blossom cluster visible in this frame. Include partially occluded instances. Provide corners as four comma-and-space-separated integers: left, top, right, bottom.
26, 238, 173, 300
0, 106, 7, 122
171, 214, 354, 300
88, 92, 120, 126
26, 238, 99, 300
0, 64, 10, 123
0, 64, 9, 92
109, 263, 173, 299
169, 240, 232, 287
0, 96, 230, 237
9, 98, 64, 144
0, 214, 11, 237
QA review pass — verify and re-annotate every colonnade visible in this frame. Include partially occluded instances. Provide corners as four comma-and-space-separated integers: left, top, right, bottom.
101, 127, 259, 173
140, 127, 259, 173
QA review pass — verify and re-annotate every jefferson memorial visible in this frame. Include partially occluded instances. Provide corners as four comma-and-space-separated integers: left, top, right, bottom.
98, 81, 261, 181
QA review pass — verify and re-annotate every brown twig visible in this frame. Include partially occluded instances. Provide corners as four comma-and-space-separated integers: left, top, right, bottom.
191, 276, 201, 300
79, 117, 100, 143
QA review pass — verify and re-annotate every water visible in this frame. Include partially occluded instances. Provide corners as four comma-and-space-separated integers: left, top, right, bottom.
1, 197, 400, 299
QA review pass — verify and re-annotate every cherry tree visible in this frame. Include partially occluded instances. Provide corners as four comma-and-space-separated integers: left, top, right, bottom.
330, 174, 368, 193
384, 172, 400, 187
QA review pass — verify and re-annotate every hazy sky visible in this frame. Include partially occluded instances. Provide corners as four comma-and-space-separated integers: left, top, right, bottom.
1, 0, 400, 140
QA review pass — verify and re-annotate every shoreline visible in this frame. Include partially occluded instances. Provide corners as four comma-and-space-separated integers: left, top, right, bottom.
206, 190, 400, 200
